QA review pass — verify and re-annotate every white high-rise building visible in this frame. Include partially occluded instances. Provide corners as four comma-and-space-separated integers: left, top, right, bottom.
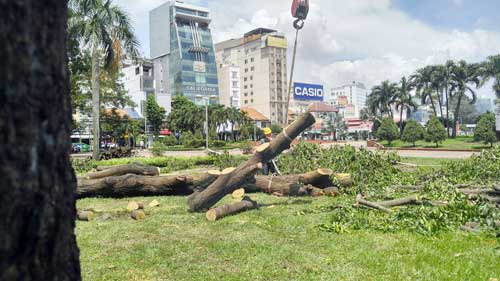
218, 64, 241, 108
329, 81, 369, 118
215, 28, 288, 124
121, 59, 155, 118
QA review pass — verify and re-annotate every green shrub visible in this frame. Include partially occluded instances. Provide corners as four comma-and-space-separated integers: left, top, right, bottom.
180, 131, 205, 148
401, 120, 425, 146
151, 141, 167, 156
70, 158, 96, 174
239, 140, 254, 154
210, 140, 226, 148
376, 118, 400, 145
162, 135, 177, 146
425, 116, 447, 147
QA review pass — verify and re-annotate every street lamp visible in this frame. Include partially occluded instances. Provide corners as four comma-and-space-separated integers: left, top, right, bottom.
196, 94, 217, 150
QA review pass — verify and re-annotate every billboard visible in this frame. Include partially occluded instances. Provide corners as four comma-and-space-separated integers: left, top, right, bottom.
337, 96, 348, 107
267, 36, 287, 49
293, 83, 324, 101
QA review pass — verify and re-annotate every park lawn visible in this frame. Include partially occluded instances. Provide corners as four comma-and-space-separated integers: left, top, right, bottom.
76, 194, 500, 281
380, 136, 495, 150
400, 157, 464, 166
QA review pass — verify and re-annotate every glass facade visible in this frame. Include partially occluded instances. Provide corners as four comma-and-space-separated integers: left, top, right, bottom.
169, 6, 219, 103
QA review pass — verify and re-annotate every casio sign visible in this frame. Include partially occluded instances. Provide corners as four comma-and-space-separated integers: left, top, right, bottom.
293, 82, 324, 101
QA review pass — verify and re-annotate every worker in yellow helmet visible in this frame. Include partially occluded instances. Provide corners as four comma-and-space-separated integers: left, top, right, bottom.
261, 127, 276, 175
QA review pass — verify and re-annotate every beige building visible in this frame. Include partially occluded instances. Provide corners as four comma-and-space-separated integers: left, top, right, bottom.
218, 64, 241, 108
215, 28, 288, 124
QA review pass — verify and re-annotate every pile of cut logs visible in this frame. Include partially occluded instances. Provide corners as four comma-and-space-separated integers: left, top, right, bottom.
76, 113, 353, 221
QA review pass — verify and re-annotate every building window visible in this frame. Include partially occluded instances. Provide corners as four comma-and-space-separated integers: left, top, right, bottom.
251, 92, 253, 96
245, 100, 248, 104
244, 93, 248, 97
245, 68, 248, 73
250, 76, 253, 80
250, 57, 254, 62
244, 85, 248, 89
251, 66, 255, 71
232, 81, 238, 87
232, 71, 238, 78
250, 84, 253, 88
244, 77, 247, 82
244, 59, 248, 64
135, 67, 140, 75
251, 99, 254, 103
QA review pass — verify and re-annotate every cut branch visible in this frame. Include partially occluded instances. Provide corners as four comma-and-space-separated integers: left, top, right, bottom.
206, 196, 258, 221
187, 113, 316, 212
84, 164, 160, 179
355, 194, 393, 213
376, 195, 421, 207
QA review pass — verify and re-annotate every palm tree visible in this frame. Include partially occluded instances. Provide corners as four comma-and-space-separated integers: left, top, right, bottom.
478, 54, 500, 102
429, 65, 445, 118
69, 0, 139, 160
449, 61, 480, 137
368, 81, 398, 119
411, 66, 437, 116
391, 77, 418, 133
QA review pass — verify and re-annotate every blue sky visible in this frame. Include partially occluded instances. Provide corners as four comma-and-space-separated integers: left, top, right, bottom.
392, 0, 500, 32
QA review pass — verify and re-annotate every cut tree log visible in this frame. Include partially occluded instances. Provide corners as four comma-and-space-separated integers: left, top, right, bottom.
458, 189, 500, 196
131, 210, 146, 220
206, 196, 258, 221
77, 171, 220, 198
334, 173, 353, 187
77, 211, 94, 221
244, 176, 326, 196
127, 201, 140, 211
232, 188, 245, 199
148, 199, 160, 208
187, 113, 316, 212
84, 164, 160, 179
355, 194, 393, 213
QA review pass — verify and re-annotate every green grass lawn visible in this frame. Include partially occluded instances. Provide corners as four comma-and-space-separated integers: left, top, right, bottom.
380, 136, 495, 150
400, 157, 464, 166
77, 194, 500, 281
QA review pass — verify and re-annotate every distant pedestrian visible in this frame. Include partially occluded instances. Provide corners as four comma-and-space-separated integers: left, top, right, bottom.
260, 128, 277, 175
175, 132, 180, 144
139, 140, 145, 150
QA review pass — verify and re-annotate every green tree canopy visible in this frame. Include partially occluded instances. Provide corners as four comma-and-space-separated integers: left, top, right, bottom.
376, 117, 400, 145
474, 112, 497, 147
401, 120, 425, 147
145, 96, 166, 137
425, 116, 447, 147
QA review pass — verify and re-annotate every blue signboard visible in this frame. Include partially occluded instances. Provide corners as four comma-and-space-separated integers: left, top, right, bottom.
293, 82, 324, 101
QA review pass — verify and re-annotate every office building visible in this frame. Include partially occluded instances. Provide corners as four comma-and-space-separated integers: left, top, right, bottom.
150, 0, 219, 112
218, 64, 241, 108
121, 59, 154, 117
215, 28, 288, 124
329, 81, 369, 118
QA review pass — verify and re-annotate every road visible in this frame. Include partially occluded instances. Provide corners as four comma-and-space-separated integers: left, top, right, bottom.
71, 142, 477, 159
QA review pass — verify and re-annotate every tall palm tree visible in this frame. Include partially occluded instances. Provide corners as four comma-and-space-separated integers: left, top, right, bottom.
430, 65, 445, 118
449, 61, 480, 137
391, 77, 418, 133
69, 0, 139, 160
411, 66, 437, 116
368, 80, 398, 119
478, 54, 500, 103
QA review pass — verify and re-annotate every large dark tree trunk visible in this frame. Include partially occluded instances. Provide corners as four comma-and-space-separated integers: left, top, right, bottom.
0, 1, 81, 280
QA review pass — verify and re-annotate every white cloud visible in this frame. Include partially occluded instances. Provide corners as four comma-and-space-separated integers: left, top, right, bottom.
113, 0, 500, 98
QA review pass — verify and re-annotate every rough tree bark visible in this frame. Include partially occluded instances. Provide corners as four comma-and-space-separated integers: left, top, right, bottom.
0, 0, 81, 279
206, 196, 259, 221
77, 171, 220, 198
84, 164, 160, 179
187, 113, 316, 212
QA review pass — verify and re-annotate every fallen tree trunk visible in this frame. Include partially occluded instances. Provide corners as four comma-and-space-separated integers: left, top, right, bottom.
458, 189, 500, 197
77, 171, 220, 198
84, 164, 160, 179
355, 194, 393, 213
244, 177, 325, 196
206, 196, 258, 221
187, 113, 316, 212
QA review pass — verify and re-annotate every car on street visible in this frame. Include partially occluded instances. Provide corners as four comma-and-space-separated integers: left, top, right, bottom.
72, 143, 91, 153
